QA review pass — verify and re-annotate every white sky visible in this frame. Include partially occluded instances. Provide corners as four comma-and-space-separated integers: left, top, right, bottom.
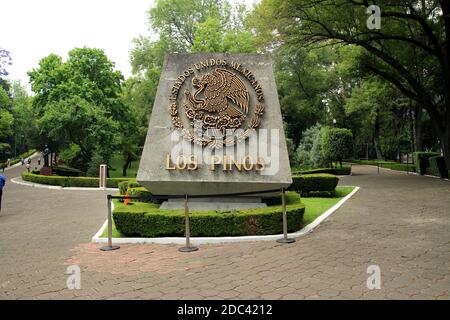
1, 0, 258, 92
0, 0, 152, 90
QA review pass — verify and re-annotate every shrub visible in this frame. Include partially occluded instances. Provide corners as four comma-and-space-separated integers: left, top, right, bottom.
21, 172, 130, 188
86, 151, 105, 177
113, 201, 305, 237
295, 123, 325, 169
322, 127, 353, 167
118, 181, 141, 195
264, 191, 302, 206
413, 152, 440, 175
128, 187, 152, 202
429, 156, 448, 178
289, 174, 339, 196
52, 165, 85, 177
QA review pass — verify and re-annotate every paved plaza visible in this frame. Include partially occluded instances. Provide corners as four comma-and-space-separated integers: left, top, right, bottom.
0, 162, 449, 299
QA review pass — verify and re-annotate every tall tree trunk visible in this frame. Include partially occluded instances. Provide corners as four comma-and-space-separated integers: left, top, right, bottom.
122, 153, 133, 177
414, 107, 423, 152
374, 115, 383, 160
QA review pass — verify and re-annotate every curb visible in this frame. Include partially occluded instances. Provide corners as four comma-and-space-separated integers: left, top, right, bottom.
10, 177, 118, 191
91, 186, 360, 245
353, 163, 450, 182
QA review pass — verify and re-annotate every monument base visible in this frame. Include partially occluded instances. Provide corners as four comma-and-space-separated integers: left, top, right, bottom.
159, 196, 267, 211
40, 167, 52, 176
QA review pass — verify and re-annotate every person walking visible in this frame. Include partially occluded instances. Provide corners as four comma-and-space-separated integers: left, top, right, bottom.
0, 174, 5, 213
26, 162, 31, 173
6, 158, 10, 167
37, 158, 41, 166
21, 158, 25, 166
27, 158, 31, 165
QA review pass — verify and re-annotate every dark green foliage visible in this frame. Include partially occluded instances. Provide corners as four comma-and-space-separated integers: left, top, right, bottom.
296, 167, 351, 175
118, 181, 141, 195
113, 201, 305, 237
413, 152, 440, 175
289, 174, 339, 196
21, 172, 130, 188
263, 191, 302, 206
321, 127, 353, 166
52, 165, 85, 177
429, 156, 448, 178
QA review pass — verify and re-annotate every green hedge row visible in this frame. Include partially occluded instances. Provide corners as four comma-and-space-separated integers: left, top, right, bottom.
53, 165, 85, 177
294, 167, 351, 175
429, 156, 449, 178
113, 200, 305, 237
21, 172, 131, 188
1, 149, 37, 168
413, 152, 441, 175
289, 174, 339, 196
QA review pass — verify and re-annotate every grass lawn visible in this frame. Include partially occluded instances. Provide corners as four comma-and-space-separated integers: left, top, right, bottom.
108, 154, 141, 178
100, 186, 356, 238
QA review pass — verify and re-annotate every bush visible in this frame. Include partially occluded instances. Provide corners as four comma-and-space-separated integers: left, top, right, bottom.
295, 123, 325, 169
322, 127, 353, 167
128, 187, 153, 202
21, 172, 131, 188
118, 181, 141, 195
113, 200, 305, 237
413, 152, 440, 175
52, 165, 85, 177
429, 156, 448, 178
296, 167, 351, 175
289, 174, 339, 196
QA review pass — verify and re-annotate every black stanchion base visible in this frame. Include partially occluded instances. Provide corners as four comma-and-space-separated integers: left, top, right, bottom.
100, 245, 121, 251
276, 238, 296, 244
178, 246, 199, 252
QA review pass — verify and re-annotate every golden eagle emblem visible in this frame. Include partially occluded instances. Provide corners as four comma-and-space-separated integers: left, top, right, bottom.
184, 68, 249, 129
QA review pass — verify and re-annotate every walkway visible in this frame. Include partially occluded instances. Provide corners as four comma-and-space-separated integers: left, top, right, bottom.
0, 164, 449, 299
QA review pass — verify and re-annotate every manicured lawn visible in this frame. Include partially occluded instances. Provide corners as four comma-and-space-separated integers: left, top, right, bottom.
100, 186, 356, 238
301, 186, 355, 226
108, 154, 141, 178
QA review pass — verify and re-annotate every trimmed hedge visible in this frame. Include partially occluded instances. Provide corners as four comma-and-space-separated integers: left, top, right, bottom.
429, 156, 449, 178
21, 172, 131, 188
289, 174, 339, 196
113, 200, 305, 237
118, 181, 141, 195
52, 165, 85, 177
295, 167, 351, 175
413, 152, 440, 175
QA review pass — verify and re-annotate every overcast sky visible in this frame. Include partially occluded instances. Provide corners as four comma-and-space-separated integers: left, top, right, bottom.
1, 0, 152, 90
1, 0, 258, 92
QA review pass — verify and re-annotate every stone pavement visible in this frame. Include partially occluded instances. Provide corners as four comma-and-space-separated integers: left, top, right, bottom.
0, 163, 449, 299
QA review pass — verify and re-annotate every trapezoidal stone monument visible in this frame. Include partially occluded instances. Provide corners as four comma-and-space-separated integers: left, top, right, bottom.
137, 53, 292, 210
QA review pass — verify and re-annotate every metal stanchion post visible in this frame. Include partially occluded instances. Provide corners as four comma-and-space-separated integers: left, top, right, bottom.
100, 195, 120, 251
276, 188, 295, 244
350, 163, 353, 176
377, 162, 380, 174
179, 194, 198, 252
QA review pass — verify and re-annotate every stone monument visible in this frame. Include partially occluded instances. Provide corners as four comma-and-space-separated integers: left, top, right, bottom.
137, 54, 292, 210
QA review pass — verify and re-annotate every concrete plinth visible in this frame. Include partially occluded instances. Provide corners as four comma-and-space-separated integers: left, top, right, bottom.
160, 197, 267, 211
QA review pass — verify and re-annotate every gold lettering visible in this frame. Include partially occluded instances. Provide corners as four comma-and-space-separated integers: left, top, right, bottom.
188, 155, 198, 170
165, 154, 176, 170
243, 156, 254, 171
210, 156, 220, 170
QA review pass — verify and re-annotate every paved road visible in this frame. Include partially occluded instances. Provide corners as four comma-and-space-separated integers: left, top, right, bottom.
0, 163, 449, 299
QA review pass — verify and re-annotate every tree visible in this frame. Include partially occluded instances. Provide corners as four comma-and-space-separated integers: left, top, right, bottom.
295, 123, 326, 169
322, 127, 353, 167
28, 47, 124, 172
252, 0, 450, 164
